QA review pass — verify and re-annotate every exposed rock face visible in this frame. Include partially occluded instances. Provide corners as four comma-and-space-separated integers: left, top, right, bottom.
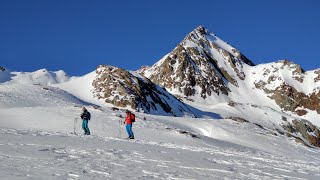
281, 59, 305, 82
228, 117, 249, 123
139, 25, 254, 99
282, 119, 320, 147
271, 83, 320, 114
253, 60, 320, 115
92, 65, 195, 116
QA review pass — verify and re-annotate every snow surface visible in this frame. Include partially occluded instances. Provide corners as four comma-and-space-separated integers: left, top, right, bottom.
54, 71, 110, 108
1, 71, 320, 179
0, 67, 70, 86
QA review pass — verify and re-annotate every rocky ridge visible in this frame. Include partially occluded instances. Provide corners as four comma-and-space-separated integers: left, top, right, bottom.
252, 60, 320, 115
139, 26, 254, 99
92, 65, 196, 116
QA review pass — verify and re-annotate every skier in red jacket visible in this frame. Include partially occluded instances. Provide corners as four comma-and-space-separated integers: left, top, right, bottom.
124, 110, 135, 139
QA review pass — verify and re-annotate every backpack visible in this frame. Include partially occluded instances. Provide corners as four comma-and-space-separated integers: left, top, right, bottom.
87, 112, 91, 120
130, 113, 135, 122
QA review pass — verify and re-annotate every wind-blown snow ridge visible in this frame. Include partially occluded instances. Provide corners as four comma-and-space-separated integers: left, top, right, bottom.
0, 67, 70, 85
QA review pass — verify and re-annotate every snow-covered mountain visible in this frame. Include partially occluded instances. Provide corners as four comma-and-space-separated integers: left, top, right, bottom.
138, 26, 254, 101
139, 26, 320, 121
1, 26, 320, 179
138, 26, 320, 147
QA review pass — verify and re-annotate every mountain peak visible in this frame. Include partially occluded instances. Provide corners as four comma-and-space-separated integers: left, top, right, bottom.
195, 25, 208, 35
140, 26, 256, 99
183, 26, 254, 66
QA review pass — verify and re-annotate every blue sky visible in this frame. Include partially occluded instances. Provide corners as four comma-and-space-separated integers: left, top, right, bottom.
1, 0, 319, 75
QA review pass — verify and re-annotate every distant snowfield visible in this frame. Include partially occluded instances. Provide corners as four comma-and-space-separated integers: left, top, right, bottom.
1, 80, 320, 179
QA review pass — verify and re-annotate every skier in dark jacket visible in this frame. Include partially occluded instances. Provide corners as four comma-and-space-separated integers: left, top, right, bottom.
124, 110, 134, 139
80, 107, 91, 135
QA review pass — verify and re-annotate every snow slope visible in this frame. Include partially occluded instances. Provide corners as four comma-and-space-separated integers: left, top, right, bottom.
1, 107, 320, 179
1, 76, 320, 179
54, 71, 107, 107
0, 84, 88, 108
0, 67, 70, 85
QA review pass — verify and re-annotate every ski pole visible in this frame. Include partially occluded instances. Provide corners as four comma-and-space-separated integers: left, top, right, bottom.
118, 119, 121, 138
74, 118, 78, 134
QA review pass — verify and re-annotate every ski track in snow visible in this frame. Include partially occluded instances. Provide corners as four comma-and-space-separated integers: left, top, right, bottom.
1, 128, 320, 180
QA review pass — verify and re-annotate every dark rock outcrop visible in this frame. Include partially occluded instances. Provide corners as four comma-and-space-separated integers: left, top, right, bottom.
92, 65, 195, 116
254, 60, 320, 116
282, 119, 320, 147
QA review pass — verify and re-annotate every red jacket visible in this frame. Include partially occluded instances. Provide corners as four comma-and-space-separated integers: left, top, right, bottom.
125, 113, 133, 124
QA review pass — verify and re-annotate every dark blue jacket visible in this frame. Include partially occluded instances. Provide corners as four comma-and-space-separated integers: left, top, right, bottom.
81, 110, 91, 120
